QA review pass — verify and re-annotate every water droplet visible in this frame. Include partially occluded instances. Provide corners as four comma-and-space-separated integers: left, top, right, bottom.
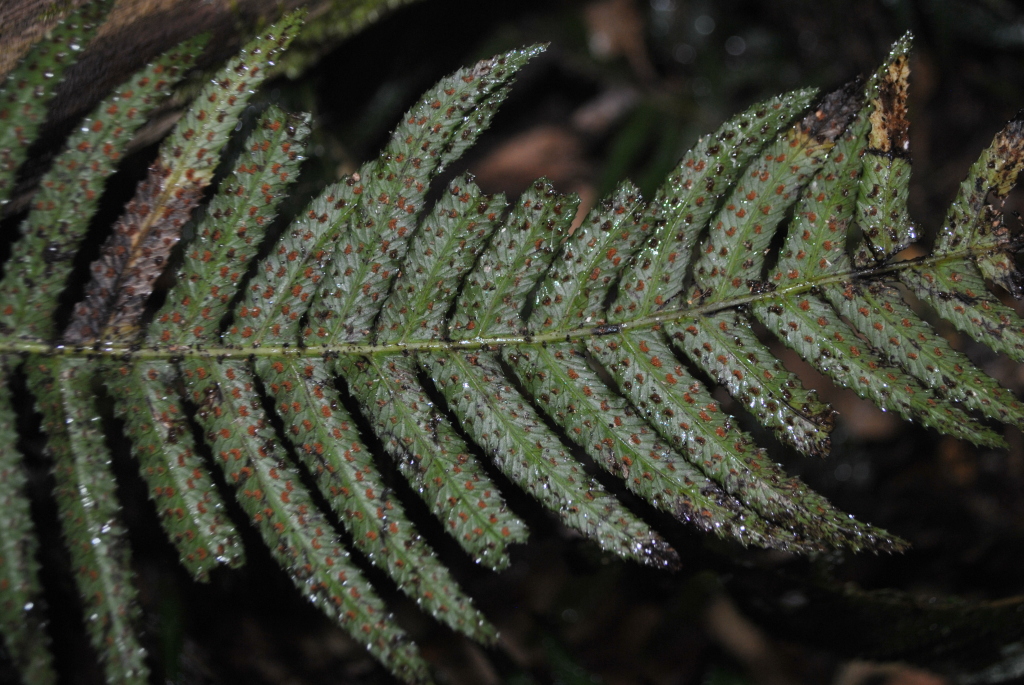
725, 36, 746, 57
798, 31, 818, 52
834, 463, 852, 481
779, 590, 807, 608
694, 15, 715, 35
673, 44, 696, 64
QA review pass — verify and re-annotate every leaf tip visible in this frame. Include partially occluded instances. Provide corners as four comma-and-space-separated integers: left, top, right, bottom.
888, 31, 914, 61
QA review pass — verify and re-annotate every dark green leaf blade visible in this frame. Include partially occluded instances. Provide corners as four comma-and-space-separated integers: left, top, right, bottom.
150, 107, 310, 347
376, 176, 505, 344
26, 357, 149, 684
612, 88, 818, 322
530, 180, 646, 332
451, 180, 577, 340
183, 358, 429, 681
668, 312, 835, 456
257, 356, 497, 640
339, 353, 527, 569
504, 342, 791, 548
299, 46, 543, 347
0, 37, 204, 340
692, 84, 861, 304
933, 116, 1024, 255
427, 349, 679, 567
752, 293, 1004, 447
0, 0, 114, 205
932, 115, 1024, 296
821, 281, 1024, 426
0, 359, 56, 685
227, 179, 358, 344
770, 114, 869, 284
64, 12, 304, 344
902, 261, 1024, 364
106, 360, 245, 579
591, 330, 904, 552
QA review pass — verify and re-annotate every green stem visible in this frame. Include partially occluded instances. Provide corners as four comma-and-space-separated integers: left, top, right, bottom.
0, 247, 999, 359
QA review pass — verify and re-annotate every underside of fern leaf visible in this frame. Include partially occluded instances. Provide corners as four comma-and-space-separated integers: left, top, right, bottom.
2, 15, 1024, 683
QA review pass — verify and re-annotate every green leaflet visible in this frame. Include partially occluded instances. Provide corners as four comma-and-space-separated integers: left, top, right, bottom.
0, 359, 55, 684
852, 34, 916, 266
589, 330, 897, 552
0, 35, 204, 340
376, 176, 506, 343
64, 12, 305, 344
771, 111, 869, 284
106, 359, 245, 579
183, 357, 430, 681
150, 107, 311, 347
503, 342, 790, 548
821, 281, 1024, 425
432, 175, 676, 565
531, 181, 646, 332
902, 261, 1024, 364
338, 352, 527, 568
692, 83, 861, 304
667, 312, 835, 457
343, 176, 527, 568
256, 356, 497, 641
751, 292, 1004, 448
911, 116, 1024, 333
27, 357, 149, 685
297, 46, 541, 347
428, 347, 677, 567
6, 22, 1024, 685
612, 89, 818, 322
0, 0, 114, 205
451, 180, 579, 339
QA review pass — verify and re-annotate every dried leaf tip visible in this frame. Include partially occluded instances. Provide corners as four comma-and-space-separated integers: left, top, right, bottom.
866, 33, 912, 157
987, 114, 1024, 198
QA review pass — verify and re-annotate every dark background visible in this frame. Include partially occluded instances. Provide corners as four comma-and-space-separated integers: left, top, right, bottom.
9, 0, 1024, 683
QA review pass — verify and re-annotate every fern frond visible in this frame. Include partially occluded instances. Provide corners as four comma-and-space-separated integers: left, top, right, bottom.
821, 280, 1023, 423
338, 352, 527, 568
309, 46, 547, 346
150, 106, 311, 347
237, 48, 543, 568
613, 89, 819, 321
6, 19, 1024, 683
256, 355, 499, 641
